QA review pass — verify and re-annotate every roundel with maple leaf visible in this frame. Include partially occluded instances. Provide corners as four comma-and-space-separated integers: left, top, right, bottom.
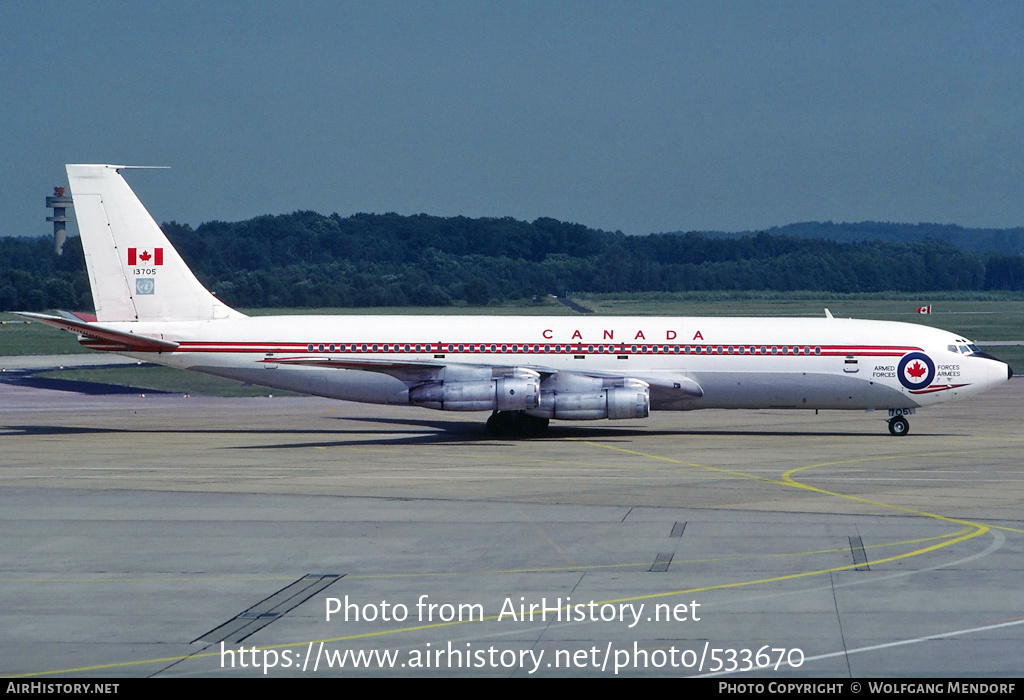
897, 352, 935, 390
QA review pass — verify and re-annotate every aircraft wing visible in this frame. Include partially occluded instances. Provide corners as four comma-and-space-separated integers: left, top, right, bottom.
15, 312, 180, 352
265, 356, 447, 382
266, 355, 547, 383
266, 355, 703, 398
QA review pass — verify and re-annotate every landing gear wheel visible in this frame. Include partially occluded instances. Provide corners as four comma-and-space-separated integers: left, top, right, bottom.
514, 413, 549, 438
486, 411, 516, 437
485, 411, 549, 438
888, 416, 910, 436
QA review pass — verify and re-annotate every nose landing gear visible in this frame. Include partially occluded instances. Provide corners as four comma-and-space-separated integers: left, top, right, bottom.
887, 415, 910, 436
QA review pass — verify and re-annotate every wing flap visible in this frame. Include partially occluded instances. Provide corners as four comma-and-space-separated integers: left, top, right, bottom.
264, 356, 446, 382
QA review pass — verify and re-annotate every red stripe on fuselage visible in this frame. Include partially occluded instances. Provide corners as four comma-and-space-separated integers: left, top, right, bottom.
164, 341, 919, 357
909, 384, 969, 394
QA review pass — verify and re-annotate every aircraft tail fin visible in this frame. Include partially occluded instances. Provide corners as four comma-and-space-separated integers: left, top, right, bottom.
66, 164, 245, 322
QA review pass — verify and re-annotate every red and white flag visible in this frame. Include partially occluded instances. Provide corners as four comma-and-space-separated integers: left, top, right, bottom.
916, 305, 931, 314
128, 248, 163, 266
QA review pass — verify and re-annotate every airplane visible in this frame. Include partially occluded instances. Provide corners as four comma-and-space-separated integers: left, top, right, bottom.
19, 164, 1013, 438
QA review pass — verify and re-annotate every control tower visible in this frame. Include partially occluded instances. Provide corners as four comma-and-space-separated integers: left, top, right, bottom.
46, 186, 74, 255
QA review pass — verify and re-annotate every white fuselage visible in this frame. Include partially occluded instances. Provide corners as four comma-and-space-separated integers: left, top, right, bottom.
82, 314, 1010, 414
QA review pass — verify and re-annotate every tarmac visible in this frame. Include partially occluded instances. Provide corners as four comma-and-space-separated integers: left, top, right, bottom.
1, 356, 1022, 678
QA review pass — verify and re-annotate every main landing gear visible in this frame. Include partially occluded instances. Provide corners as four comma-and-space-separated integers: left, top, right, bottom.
887, 415, 910, 436
485, 411, 550, 438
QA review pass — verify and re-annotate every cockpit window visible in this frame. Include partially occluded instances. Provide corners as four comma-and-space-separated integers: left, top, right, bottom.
968, 344, 981, 353
959, 345, 970, 354
947, 345, 959, 353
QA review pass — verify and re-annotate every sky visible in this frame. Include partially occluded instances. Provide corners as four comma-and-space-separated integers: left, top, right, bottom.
3, 1, 1024, 239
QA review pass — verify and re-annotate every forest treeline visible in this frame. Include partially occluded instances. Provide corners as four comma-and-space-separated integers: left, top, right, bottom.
3, 212, 1024, 311
684, 221, 1024, 255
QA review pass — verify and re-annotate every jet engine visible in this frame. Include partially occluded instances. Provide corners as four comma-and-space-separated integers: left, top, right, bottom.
526, 375, 650, 420
409, 369, 540, 411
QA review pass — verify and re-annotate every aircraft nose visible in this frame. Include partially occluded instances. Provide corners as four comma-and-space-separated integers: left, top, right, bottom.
974, 350, 1013, 382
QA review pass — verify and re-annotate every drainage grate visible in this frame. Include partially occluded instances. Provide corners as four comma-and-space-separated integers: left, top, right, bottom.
193, 573, 342, 644
650, 552, 674, 572
848, 536, 870, 571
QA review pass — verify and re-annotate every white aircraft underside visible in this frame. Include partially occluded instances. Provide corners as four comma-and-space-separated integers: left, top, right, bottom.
19, 165, 1012, 437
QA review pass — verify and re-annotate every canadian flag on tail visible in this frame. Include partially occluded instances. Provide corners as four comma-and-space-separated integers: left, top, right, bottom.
128, 248, 163, 266
917, 305, 931, 314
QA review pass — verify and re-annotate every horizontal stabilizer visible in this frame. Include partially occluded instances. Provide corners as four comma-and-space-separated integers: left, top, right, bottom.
16, 312, 179, 352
